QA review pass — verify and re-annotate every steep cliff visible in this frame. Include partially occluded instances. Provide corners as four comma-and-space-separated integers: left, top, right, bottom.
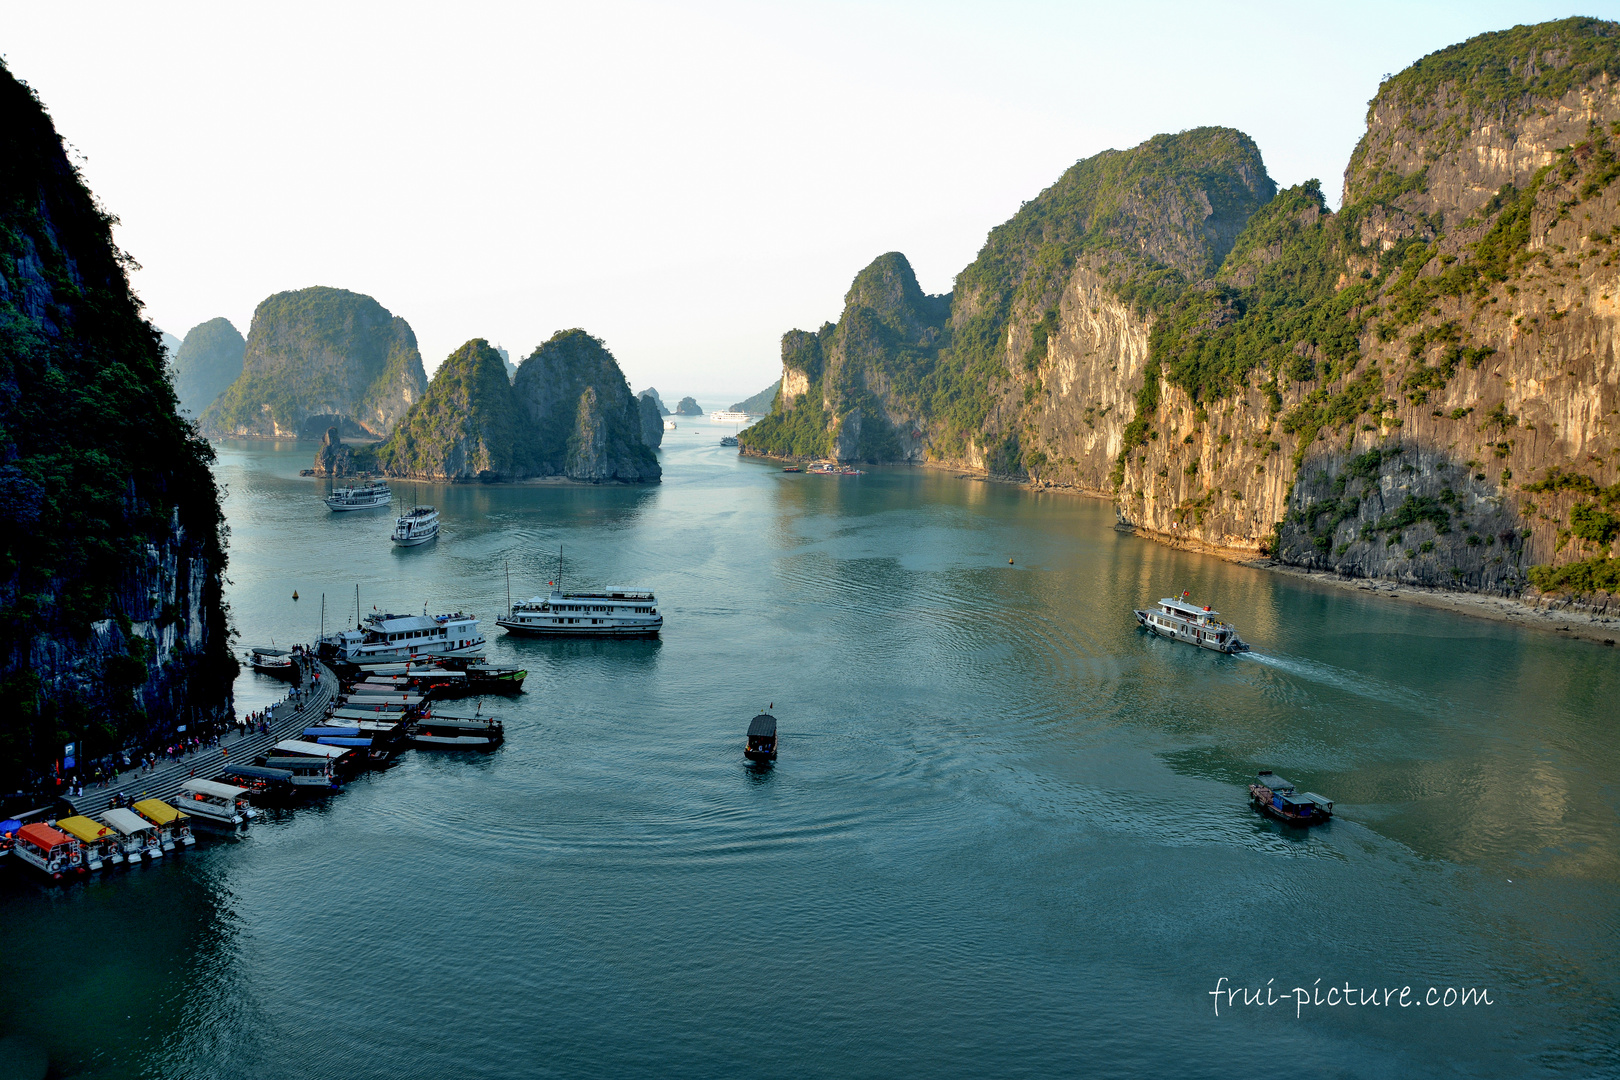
200, 286, 426, 439
373, 330, 660, 483
513, 330, 661, 482
0, 61, 234, 787
170, 316, 245, 416
744, 18, 1620, 601
375, 339, 530, 481
639, 388, 671, 415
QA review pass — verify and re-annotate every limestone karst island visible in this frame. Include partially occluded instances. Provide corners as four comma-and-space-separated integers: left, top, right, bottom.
0, 13, 1616, 1080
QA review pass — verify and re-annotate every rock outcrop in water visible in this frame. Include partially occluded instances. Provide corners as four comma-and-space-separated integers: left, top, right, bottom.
170, 316, 245, 417
638, 387, 670, 415
374, 331, 660, 483
742, 17, 1620, 603
674, 396, 702, 416
0, 60, 235, 787
200, 286, 426, 439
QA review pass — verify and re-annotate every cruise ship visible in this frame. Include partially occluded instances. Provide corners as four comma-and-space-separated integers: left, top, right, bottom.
497, 587, 663, 637
709, 409, 760, 423
324, 482, 391, 511
391, 505, 440, 546
318, 609, 486, 664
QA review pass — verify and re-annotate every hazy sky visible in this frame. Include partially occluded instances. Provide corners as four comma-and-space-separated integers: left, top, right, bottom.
5, 1, 1615, 400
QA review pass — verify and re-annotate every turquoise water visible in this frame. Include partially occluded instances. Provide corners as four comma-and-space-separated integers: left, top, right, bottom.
2, 423, 1618, 1078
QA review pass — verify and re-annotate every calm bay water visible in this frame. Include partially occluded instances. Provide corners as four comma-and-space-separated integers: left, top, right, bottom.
3, 422, 1618, 1078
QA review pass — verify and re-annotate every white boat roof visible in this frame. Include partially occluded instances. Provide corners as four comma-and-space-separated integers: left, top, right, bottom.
181, 779, 249, 799
364, 611, 475, 631
102, 807, 157, 833
273, 740, 353, 759
1158, 597, 1221, 617
545, 587, 655, 601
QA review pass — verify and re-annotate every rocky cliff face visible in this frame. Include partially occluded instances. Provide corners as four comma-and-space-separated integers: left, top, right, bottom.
744, 19, 1620, 601
514, 329, 661, 482
375, 339, 528, 481
170, 316, 245, 417
200, 286, 426, 439
674, 396, 702, 416
373, 331, 660, 483
0, 61, 234, 786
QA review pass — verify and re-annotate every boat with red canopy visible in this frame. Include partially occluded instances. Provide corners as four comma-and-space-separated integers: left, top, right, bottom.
13, 822, 83, 879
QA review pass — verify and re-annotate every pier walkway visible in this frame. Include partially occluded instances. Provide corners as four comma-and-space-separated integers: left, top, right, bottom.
60, 656, 337, 819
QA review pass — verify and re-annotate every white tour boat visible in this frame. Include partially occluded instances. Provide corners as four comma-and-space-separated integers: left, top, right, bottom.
498, 587, 662, 637
102, 807, 165, 861
178, 779, 258, 825
391, 505, 440, 546
324, 481, 392, 511
319, 609, 486, 664
710, 409, 759, 423
134, 799, 195, 849
1133, 593, 1250, 654
56, 816, 117, 870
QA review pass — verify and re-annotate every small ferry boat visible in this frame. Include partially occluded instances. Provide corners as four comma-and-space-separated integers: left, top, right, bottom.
256, 757, 343, 792
498, 588, 662, 637
1248, 771, 1333, 826
12, 822, 82, 879
324, 481, 392, 511
782, 466, 802, 473
178, 779, 258, 826
433, 658, 528, 694
319, 609, 485, 664
133, 800, 195, 850
720, 435, 739, 447
664, 419, 677, 431
391, 505, 440, 546
247, 645, 298, 679
223, 763, 301, 800
1133, 592, 1250, 654
102, 807, 164, 861
408, 714, 505, 749
745, 713, 778, 764
56, 815, 118, 870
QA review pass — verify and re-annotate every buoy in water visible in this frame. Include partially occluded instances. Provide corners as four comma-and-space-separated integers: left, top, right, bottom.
292, 590, 299, 601
1008, 558, 1014, 565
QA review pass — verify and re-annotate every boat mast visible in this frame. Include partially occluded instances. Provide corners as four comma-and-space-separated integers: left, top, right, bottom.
320, 592, 326, 640
506, 558, 512, 617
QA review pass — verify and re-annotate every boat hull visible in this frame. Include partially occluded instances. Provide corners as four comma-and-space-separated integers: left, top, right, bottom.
391, 531, 438, 547
1133, 610, 1249, 654
411, 734, 501, 749
1249, 788, 1332, 826
326, 500, 391, 511
496, 618, 659, 638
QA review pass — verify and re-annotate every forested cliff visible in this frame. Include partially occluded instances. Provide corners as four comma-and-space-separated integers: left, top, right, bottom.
201, 286, 426, 439
742, 18, 1620, 600
0, 61, 234, 786
371, 330, 661, 483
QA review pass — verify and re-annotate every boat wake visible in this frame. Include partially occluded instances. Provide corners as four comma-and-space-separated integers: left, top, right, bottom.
1237, 650, 1430, 712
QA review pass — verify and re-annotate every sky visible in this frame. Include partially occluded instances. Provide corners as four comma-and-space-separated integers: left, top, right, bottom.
5, 1, 1616, 401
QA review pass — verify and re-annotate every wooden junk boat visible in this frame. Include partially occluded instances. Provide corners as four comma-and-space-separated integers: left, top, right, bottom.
1249, 771, 1333, 826
408, 713, 504, 749
744, 713, 778, 764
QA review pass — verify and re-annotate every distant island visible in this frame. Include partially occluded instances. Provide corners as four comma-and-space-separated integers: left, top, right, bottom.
674, 396, 703, 416
345, 330, 660, 484
729, 380, 779, 414
170, 316, 246, 417
201, 286, 427, 440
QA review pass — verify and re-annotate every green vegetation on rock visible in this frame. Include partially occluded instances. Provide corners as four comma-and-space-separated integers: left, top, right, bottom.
170, 316, 245, 416
729, 380, 780, 414
375, 339, 530, 481
0, 60, 234, 785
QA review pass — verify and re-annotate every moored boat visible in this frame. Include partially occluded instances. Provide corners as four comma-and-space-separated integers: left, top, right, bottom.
102, 807, 165, 861
745, 713, 778, 764
56, 815, 118, 870
1133, 592, 1250, 654
134, 799, 195, 848
254, 757, 343, 792
1248, 771, 1333, 826
391, 505, 440, 546
178, 779, 258, 826
408, 714, 505, 749
318, 609, 485, 665
12, 822, 83, 879
324, 481, 392, 511
497, 587, 662, 638
246, 645, 298, 679
223, 764, 300, 801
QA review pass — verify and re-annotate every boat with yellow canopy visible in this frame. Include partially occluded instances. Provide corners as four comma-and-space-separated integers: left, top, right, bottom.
133, 799, 195, 850
55, 815, 119, 870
